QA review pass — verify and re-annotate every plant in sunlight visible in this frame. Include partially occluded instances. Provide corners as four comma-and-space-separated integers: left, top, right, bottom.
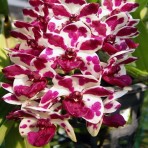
0, 0, 141, 147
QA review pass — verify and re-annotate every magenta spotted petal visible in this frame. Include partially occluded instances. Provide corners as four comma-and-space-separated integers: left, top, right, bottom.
2, 65, 30, 79
11, 27, 46, 55
103, 74, 132, 87
14, 78, 47, 99
47, 1, 99, 32
86, 119, 103, 137
101, 0, 139, 15
2, 93, 21, 105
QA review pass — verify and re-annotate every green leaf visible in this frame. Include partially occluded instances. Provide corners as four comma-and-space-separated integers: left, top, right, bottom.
0, 0, 9, 16
0, 120, 14, 145
87, 0, 100, 3
0, 102, 15, 126
126, 65, 148, 84
131, 0, 148, 72
4, 123, 25, 148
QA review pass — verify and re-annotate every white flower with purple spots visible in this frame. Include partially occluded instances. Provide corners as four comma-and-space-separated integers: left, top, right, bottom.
99, 0, 139, 19
40, 21, 102, 78
40, 74, 113, 124
47, 0, 99, 32
101, 50, 137, 87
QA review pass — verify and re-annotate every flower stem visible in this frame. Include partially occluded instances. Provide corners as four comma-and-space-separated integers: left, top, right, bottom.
0, 0, 9, 16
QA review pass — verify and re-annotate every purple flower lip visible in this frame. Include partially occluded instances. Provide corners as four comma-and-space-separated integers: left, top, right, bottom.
57, 49, 82, 72
28, 119, 56, 147
63, 91, 89, 118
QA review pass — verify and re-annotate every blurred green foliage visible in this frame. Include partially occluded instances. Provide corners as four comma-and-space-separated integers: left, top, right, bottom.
0, 0, 9, 16
132, 0, 148, 72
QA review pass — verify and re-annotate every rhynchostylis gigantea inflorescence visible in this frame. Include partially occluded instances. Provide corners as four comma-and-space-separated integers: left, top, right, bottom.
0, 0, 140, 146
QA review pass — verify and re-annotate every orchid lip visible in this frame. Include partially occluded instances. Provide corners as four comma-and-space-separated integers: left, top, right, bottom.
62, 91, 89, 118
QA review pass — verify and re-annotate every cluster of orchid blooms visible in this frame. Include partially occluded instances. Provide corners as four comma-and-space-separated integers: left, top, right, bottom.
0, 0, 140, 147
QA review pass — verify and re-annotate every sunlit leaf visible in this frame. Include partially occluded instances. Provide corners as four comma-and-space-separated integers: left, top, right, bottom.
4, 123, 25, 148
0, 120, 14, 145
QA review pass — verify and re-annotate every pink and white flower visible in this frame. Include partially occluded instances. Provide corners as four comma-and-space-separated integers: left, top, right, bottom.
102, 50, 137, 87
99, 0, 139, 19
47, 0, 99, 32
40, 74, 113, 124
40, 21, 102, 78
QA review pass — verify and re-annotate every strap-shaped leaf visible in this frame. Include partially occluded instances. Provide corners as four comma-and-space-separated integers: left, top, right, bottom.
0, 120, 14, 145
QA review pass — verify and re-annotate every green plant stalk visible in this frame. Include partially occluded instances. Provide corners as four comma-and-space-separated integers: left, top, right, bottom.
126, 65, 148, 84
0, 0, 9, 16
0, 0, 11, 37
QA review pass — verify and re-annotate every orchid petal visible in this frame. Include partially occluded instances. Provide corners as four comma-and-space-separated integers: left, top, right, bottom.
83, 94, 104, 124
31, 57, 56, 78
46, 113, 76, 142
79, 53, 101, 79
103, 75, 132, 87
11, 31, 28, 40
2, 65, 30, 79
1, 83, 13, 93
57, 120, 77, 142
91, 21, 107, 36
13, 76, 46, 99
10, 52, 35, 69
39, 47, 64, 62
47, 17, 68, 33
61, 21, 91, 47
104, 100, 121, 113
103, 114, 126, 127
102, 0, 113, 11
52, 4, 71, 18
23, 8, 38, 18
44, 32, 67, 49
104, 90, 127, 104
116, 26, 139, 38
86, 119, 103, 137
105, 12, 128, 32
61, 0, 86, 14
84, 86, 113, 96
78, 38, 103, 53
2, 93, 21, 105
27, 125, 56, 147
39, 89, 59, 108
78, 3, 99, 18
120, 2, 139, 13
19, 118, 38, 137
